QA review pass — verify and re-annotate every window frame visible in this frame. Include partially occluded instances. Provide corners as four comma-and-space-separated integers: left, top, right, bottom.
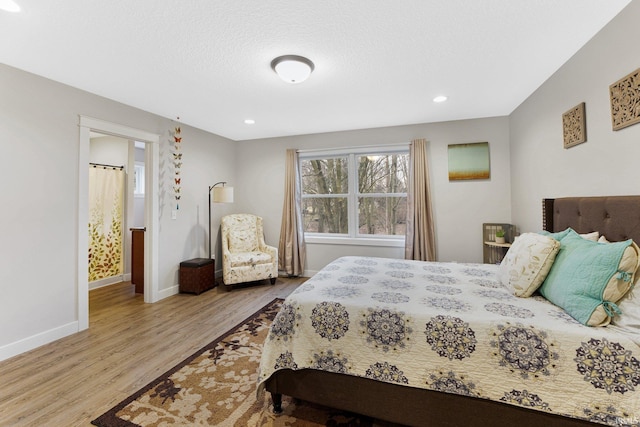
299, 144, 409, 247
134, 162, 145, 197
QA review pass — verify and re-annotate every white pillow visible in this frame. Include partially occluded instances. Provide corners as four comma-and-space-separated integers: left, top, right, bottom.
612, 285, 640, 330
498, 233, 561, 297
580, 231, 599, 241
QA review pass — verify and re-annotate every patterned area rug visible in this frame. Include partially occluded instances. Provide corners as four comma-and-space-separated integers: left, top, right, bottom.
92, 298, 383, 427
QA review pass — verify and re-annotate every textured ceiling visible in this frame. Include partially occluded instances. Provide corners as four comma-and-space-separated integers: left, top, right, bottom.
0, 1, 631, 141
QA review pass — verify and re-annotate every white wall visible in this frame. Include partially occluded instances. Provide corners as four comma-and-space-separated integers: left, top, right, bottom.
0, 63, 235, 360
510, 1, 640, 233
159, 124, 237, 283
89, 135, 129, 167
235, 116, 511, 273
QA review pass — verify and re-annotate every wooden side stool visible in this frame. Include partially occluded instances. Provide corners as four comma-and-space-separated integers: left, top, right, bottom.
179, 258, 215, 295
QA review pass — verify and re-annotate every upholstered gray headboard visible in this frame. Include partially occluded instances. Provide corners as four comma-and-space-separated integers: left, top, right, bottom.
543, 196, 640, 243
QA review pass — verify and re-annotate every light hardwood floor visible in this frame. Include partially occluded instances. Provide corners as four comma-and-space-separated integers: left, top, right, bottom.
0, 278, 304, 426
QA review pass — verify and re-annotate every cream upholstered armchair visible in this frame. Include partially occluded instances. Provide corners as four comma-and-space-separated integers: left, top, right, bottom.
221, 213, 278, 287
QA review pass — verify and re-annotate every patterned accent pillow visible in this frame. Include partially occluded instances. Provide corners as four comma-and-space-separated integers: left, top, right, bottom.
227, 218, 259, 252
498, 233, 561, 297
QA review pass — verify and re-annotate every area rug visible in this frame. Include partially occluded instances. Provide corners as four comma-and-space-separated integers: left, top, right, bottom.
92, 298, 384, 427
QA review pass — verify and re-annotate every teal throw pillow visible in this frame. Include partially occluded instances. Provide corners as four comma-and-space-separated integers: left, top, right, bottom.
539, 228, 573, 242
538, 229, 637, 326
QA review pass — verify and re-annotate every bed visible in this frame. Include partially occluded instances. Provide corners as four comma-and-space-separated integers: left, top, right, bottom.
258, 196, 640, 427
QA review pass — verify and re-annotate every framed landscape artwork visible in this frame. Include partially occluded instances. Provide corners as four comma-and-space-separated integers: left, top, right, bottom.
562, 102, 586, 148
448, 142, 490, 181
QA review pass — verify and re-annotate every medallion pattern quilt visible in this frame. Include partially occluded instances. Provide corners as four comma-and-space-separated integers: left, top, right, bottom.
258, 256, 640, 426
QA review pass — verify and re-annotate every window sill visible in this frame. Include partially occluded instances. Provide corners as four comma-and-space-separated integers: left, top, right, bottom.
305, 235, 405, 247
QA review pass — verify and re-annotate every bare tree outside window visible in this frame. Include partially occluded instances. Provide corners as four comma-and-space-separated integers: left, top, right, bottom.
300, 151, 408, 238
301, 157, 348, 234
357, 154, 408, 235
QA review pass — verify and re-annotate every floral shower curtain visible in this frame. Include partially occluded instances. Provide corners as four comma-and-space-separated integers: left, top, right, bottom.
88, 166, 125, 282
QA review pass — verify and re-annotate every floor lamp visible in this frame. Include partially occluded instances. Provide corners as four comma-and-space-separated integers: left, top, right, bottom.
208, 182, 234, 259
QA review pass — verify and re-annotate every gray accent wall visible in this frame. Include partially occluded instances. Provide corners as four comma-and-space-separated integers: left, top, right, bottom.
510, 1, 640, 234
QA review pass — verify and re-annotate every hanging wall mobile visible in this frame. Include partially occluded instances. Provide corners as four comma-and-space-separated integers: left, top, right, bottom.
172, 123, 182, 209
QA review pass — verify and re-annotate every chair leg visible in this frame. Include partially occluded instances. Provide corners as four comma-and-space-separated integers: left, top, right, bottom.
271, 393, 282, 413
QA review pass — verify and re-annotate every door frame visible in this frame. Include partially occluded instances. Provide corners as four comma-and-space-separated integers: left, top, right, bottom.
78, 116, 160, 330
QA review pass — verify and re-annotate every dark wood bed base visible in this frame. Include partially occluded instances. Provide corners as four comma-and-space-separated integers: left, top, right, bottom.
265, 196, 640, 427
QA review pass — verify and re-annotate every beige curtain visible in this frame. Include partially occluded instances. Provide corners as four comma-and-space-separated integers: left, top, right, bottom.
278, 149, 306, 276
88, 166, 125, 281
405, 139, 436, 261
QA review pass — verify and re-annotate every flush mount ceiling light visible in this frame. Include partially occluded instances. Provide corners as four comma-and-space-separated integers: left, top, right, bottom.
271, 55, 314, 84
433, 95, 448, 103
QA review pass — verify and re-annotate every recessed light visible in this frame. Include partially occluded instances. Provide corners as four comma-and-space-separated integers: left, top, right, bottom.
433, 95, 448, 103
0, 0, 20, 12
244, 119, 255, 125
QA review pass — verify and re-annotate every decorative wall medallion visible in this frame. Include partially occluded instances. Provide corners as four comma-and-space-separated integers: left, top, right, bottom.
562, 102, 586, 148
609, 68, 640, 131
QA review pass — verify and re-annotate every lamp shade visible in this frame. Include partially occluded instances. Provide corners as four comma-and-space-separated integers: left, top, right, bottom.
271, 55, 314, 84
213, 186, 234, 203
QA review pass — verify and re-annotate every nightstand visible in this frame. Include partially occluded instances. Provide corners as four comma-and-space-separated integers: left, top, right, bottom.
482, 223, 514, 264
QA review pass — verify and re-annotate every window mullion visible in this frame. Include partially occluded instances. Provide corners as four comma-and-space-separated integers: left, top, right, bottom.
348, 153, 358, 238
360, 193, 406, 198
299, 148, 408, 241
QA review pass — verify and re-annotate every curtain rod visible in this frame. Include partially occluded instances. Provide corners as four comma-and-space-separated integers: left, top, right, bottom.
90, 162, 124, 170
297, 142, 410, 154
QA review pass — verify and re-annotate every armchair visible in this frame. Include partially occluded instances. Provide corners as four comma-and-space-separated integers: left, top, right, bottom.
221, 213, 278, 287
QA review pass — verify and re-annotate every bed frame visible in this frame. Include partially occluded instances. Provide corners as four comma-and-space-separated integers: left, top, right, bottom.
264, 196, 640, 427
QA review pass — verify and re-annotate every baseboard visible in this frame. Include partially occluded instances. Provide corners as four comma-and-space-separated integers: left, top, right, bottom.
158, 284, 179, 300
277, 270, 315, 278
0, 321, 79, 362
89, 275, 126, 290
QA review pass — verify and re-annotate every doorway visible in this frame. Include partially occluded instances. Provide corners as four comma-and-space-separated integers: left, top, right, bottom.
88, 134, 146, 292
78, 116, 160, 332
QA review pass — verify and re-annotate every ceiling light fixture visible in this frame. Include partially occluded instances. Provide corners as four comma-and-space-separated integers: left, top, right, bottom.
0, 0, 20, 12
244, 119, 255, 125
433, 95, 448, 103
271, 55, 314, 84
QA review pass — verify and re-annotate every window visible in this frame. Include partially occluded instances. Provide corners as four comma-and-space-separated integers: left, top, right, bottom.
300, 146, 409, 245
134, 162, 145, 197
